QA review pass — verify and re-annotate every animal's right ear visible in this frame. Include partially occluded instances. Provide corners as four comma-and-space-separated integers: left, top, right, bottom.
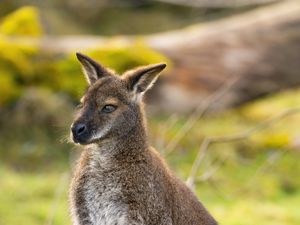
76, 52, 111, 85
124, 63, 166, 101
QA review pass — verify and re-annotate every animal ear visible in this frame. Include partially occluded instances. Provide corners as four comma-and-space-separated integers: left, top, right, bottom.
124, 63, 166, 99
76, 52, 111, 85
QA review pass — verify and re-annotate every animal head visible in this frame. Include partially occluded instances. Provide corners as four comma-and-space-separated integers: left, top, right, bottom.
71, 53, 166, 145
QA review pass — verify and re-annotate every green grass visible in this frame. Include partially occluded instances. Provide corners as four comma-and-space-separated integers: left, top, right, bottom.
0, 166, 70, 225
1, 159, 299, 225
211, 193, 300, 225
1, 88, 300, 225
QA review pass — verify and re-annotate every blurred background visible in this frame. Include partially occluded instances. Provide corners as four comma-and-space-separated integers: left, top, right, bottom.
1, 0, 300, 224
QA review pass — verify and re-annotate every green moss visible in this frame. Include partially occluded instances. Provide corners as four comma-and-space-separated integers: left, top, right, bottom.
240, 88, 300, 120
252, 132, 290, 149
0, 6, 43, 36
0, 36, 38, 106
0, 36, 38, 78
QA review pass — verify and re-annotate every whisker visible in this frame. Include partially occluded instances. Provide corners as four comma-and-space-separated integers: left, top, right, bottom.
60, 134, 72, 144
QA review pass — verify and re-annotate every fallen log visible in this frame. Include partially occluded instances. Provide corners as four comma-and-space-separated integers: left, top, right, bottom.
152, 0, 281, 8
5, 0, 300, 114
147, 0, 300, 113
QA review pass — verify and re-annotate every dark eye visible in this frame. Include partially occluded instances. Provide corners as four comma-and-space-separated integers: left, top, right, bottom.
101, 105, 117, 113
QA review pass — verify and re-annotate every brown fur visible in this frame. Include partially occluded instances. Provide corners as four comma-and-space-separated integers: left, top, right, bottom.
69, 53, 218, 225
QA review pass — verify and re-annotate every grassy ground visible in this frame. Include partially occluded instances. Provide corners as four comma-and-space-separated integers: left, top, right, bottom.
0, 166, 70, 225
1, 156, 299, 225
1, 88, 300, 225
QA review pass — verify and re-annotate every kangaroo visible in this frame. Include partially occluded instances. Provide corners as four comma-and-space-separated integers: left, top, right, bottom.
69, 52, 218, 225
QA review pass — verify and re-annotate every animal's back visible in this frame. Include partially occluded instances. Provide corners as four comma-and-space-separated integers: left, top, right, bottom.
148, 147, 218, 225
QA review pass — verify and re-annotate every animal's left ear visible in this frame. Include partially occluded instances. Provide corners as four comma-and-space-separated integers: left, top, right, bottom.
76, 52, 112, 85
124, 63, 166, 99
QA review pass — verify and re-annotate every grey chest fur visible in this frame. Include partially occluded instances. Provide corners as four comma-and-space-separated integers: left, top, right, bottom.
70, 150, 174, 225
71, 169, 144, 225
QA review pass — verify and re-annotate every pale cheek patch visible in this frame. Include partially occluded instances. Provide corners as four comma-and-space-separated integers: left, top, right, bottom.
89, 123, 112, 142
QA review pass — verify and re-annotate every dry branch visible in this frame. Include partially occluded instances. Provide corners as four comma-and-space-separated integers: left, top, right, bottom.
164, 76, 240, 155
196, 158, 227, 182
46, 172, 69, 225
186, 107, 300, 189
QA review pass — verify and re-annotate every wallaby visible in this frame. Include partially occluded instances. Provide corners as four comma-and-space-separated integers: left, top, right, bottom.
69, 52, 218, 225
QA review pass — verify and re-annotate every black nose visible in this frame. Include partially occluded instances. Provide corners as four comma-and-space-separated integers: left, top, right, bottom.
72, 123, 87, 137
